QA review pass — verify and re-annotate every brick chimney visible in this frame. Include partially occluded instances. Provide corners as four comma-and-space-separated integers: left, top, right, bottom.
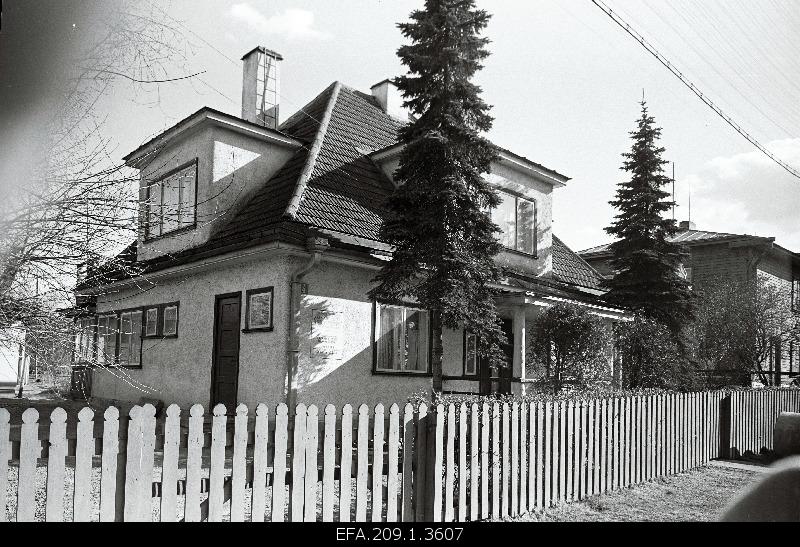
370, 79, 409, 121
241, 46, 283, 129
678, 220, 696, 231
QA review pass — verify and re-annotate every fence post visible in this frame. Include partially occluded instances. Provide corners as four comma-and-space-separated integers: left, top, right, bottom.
719, 393, 732, 459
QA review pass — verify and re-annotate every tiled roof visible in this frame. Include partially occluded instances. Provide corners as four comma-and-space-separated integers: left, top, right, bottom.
87, 81, 597, 296
551, 235, 604, 290
579, 229, 770, 257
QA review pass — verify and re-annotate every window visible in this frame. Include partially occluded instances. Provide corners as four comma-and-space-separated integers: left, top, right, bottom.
792, 277, 800, 313
163, 305, 178, 337
96, 314, 118, 365
74, 317, 95, 362
374, 303, 430, 373
245, 288, 274, 332
145, 308, 158, 337
490, 190, 537, 255
464, 331, 478, 376
145, 160, 197, 239
118, 311, 142, 367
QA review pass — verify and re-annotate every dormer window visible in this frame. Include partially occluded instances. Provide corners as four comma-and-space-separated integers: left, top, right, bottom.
145, 159, 197, 239
490, 189, 537, 256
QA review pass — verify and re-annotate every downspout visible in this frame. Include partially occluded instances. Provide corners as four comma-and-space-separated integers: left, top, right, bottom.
286, 236, 329, 408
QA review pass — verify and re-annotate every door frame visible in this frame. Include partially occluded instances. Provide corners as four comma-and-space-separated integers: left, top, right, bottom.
210, 291, 242, 410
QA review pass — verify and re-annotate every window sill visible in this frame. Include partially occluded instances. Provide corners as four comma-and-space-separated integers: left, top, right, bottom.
372, 370, 432, 377
143, 223, 197, 243
501, 247, 538, 260
242, 327, 273, 333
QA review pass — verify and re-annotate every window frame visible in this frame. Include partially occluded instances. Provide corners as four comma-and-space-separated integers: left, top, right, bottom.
143, 158, 198, 241
490, 189, 538, 257
372, 301, 433, 376
243, 287, 274, 333
462, 330, 479, 378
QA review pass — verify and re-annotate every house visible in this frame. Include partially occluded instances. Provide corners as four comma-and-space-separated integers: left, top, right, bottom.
73, 46, 629, 410
580, 221, 800, 386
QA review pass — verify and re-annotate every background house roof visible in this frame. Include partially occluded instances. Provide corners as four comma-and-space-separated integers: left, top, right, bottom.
579, 228, 780, 258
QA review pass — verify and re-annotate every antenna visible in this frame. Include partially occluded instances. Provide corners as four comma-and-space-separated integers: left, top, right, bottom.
688, 174, 692, 226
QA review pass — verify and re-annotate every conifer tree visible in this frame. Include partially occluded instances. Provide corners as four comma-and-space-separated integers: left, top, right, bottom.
604, 101, 694, 334
369, 0, 506, 393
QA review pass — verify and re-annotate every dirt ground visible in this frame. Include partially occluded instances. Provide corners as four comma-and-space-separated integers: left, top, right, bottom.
502, 463, 764, 522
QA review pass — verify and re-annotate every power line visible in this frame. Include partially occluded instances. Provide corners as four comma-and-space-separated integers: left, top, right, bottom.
590, 0, 800, 181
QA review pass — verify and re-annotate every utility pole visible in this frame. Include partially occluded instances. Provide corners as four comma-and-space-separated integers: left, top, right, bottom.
672, 162, 676, 220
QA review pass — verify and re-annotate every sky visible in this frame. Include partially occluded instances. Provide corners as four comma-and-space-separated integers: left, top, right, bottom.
2, 0, 799, 253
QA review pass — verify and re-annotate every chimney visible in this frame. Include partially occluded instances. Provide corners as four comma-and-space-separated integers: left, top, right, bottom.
370, 79, 409, 121
241, 46, 283, 129
678, 220, 696, 231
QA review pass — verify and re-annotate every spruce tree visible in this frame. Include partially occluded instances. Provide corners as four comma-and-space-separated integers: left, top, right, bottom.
368, 0, 506, 393
604, 101, 694, 334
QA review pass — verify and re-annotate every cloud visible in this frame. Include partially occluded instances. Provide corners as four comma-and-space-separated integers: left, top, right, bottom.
229, 4, 329, 40
681, 138, 800, 250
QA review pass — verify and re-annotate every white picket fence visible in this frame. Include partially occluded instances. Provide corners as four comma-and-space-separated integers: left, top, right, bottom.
1, 389, 798, 522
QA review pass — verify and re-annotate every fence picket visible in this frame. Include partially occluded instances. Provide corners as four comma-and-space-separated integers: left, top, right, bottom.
305, 405, 320, 523
565, 400, 574, 502
528, 402, 536, 512
123, 406, 143, 522
291, 404, 308, 522
184, 404, 204, 523
491, 402, 500, 519
519, 401, 527, 512
271, 404, 289, 522
431, 404, 445, 522
208, 404, 228, 523
323, 405, 337, 522
543, 401, 552, 506
251, 404, 270, 522
586, 400, 595, 497
160, 404, 180, 523
414, 403, 428, 522
45, 407, 68, 522
371, 404, 385, 523
458, 403, 468, 522
510, 402, 519, 515
17, 408, 39, 522
231, 404, 249, 523
444, 404, 455, 522
401, 403, 413, 522
0, 408, 9, 523
340, 404, 353, 522
470, 403, 480, 521
501, 402, 510, 518
480, 402, 490, 518
74, 407, 95, 522
387, 404, 400, 523
355, 404, 369, 522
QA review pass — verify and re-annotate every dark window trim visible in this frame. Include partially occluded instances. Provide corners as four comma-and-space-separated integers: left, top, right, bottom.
143, 158, 198, 241
90, 301, 180, 369
492, 188, 538, 258
462, 330, 479, 378
371, 301, 433, 376
243, 287, 274, 333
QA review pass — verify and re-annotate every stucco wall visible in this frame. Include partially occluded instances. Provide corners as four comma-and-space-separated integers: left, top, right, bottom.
92, 249, 292, 408
136, 124, 295, 262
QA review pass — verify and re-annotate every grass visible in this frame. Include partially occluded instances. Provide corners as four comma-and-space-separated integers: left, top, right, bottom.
502, 464, 762, 522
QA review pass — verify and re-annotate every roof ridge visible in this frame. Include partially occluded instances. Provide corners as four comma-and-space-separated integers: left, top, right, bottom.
284, 82, 342, 220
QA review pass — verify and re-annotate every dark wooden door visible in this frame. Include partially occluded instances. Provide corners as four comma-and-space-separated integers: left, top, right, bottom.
211, 293, 241, 413
478, 318, 514, 396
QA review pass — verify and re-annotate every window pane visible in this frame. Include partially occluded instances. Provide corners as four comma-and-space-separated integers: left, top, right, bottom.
405, 309, 429, 371
516, 199, 535, 254
179, 169, 196, 228
248, 292, 272, 329
129, 311, 142, 366
465, 332, 477, 375
377, 305, 404, 371
97, 315, 117, 365
119, 313, 132, 366
145, 308, 158, 336
163, 306, 178, 336
491, 191, 516, 249
147, 182, 162, 237
162, 177, 180, 234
